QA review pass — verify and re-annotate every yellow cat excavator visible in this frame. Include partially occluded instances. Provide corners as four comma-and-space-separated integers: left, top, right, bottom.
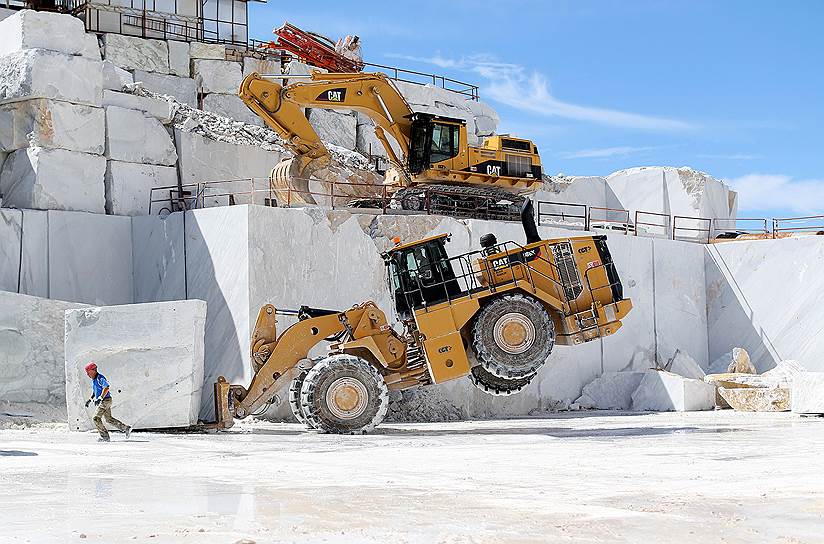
210, 202, 632, 434
238, 71, 543, 219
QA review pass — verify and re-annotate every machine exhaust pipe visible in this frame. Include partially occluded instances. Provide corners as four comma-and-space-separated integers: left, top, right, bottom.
520, 199, 541, 245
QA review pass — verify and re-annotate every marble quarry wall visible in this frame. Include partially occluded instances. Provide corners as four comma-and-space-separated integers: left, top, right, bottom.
64, 300, 206, 431
706, 236, 824, 373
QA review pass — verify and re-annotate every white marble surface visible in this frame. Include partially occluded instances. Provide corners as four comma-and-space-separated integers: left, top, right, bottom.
132, 213, 186, 303
80, 33, 101, 60
666, 350, 706, 380
0, 99, 105, 154
307, 108, 357, 150
184, 206, 251, 419
167, 40, 190, 78
791, 372, 824, 414
0, 209, 22, 292
631, 370, 715, 411
102, 89, 171, 123
0, 10, 87, 57
575, 371, 647, 410
189, 42, 225, 60
0, 147, 106, 212
102, 61, 134, 91
0, 291, 88, 404
105, 106, 177, 165
242, 57, 280, 78
706, 236, 824, 372
355, 112, 402, 160
0, 49, 103, 107
132, 70, 197, 107
48, 210, 133, 305
202, 93, 263, 126
192, 59, 242, 94
103, 33, 169, 73
174, 129, 282, 184
105, 160, 178, 216
64, 299, 206, 431
18, 208, 48, 297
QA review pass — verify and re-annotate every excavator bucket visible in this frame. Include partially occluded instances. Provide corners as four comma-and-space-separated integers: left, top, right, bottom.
270, 157, 315, 205
212, 376, 235, 430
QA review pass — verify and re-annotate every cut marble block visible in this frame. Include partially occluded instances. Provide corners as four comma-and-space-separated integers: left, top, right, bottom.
706, 236, 824, 372
0, 10, 87, 57
666, 349, 706, 380
193, 59, 242, 94
575, 371, 647, 410
132, 70, 196, 107
167, 40, 190, 78
174, 129, 281, 184
719, 386, 790, 412
201, 93, 263, 126
0, 49, 103, 107
0, 291, 88, 405
105, 160, 178, 216
792, 373, 824, 414
48, 210, 133, 305
64, 300, 207, 431
307, 108, 357, 150
80, 33, 101, 60
355, 112, 401, 160
242, 57, 280, 77
102, 60, 133, 91
0, 209, 22, 291
0, 209, 48, 296
631, 370, 715, 411
0, 147, 106, 212
103, 33, 169, 73
189, 42, 225, 60
535, 176, 611, 215
132, 213, 186, 303
0, 99, 105, 154
102, 90, 171, 123
0, 7, 15, 21
105, 106, 177, 165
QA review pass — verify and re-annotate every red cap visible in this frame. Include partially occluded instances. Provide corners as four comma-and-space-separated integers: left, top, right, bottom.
85, 362, 97, 372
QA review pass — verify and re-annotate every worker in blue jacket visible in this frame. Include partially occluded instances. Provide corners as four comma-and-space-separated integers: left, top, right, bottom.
85, 362, 132, 442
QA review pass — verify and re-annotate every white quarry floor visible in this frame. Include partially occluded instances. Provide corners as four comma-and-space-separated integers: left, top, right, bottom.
1, 412, 823, 543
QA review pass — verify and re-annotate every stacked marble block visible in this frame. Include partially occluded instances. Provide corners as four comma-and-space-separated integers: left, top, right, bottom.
792, 373, 824, 415
64, 299, 207, 431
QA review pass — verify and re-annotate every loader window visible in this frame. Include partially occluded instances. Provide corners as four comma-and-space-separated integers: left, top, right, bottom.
388, 241, 465, 319
430, 123, 459, 164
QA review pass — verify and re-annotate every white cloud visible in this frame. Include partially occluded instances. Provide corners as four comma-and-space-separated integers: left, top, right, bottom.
385, 53, 693, 131
725, 174, 824, 215
558, 146, 659, 159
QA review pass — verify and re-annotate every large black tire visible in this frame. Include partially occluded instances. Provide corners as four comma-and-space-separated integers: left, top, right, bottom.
300, 354, 389, 434
471, 293, 555, 379
288, 360, 317, 429
469, 366, 535, 396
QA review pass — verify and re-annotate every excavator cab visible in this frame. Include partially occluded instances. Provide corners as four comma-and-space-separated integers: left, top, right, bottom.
408, 113, 463, 175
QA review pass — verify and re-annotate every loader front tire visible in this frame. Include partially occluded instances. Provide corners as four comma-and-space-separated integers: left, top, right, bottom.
300, 354, 389, 434
289, 360, 317, 429
471, 293, 555, 379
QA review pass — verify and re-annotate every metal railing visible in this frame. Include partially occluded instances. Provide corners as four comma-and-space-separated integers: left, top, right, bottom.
588, 207, 632, 235
712, 217, 770, 237
635, 210, 671, 239
673, 215, 712, 244
536, 201, 588, 230
362, 62, 479, 100
773, 215, 824, 236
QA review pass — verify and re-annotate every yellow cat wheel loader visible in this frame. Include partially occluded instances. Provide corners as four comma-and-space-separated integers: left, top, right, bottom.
211, 202, 632, 433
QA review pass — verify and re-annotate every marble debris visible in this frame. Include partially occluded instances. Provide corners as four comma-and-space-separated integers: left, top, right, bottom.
0, 147, 106, 212
307, 108, 357, 150
0, 49, 103, 107
167, 40, 190, 78
105, 160, 178, 216
47, 210, 133, 305
103, 33, 169, 73
64, 300, 206, 431
132, 70, 197, 107
189, 42, 225, 60
201, 93, 263, 126
105, 106, 177, 165
193, 59, 242, 94
0, 99, 105, 154
631, 370, 715, 411
102, 90, 171, 123
0, 291, 88, 405
575, 372, 647, 410
791, 373, 824, 414
0, 9, 87, 57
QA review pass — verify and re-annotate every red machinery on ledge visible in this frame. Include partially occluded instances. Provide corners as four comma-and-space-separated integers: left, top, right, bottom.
260, 22, 363, 73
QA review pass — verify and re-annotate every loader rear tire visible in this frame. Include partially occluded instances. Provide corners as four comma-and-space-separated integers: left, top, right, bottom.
469, 366, 535, 396
300, 354, 389, 434
471, 293, 555, 379
288, 360, 318, 429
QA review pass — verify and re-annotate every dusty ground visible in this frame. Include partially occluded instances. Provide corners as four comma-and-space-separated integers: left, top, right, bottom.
1, 411, 823, 543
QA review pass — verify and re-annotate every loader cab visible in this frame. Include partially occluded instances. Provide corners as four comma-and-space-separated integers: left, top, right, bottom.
384, 234, 465, 320
407, 113, 463, 175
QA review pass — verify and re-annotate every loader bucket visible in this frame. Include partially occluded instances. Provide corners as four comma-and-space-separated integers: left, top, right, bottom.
213, 377, 235, 430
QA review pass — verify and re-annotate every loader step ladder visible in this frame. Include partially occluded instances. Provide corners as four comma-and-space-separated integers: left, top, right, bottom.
576, 305, 602, 340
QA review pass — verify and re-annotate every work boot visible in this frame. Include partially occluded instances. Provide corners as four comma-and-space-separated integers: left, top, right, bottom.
97, 436, 110, 443
125, 426, 132, 439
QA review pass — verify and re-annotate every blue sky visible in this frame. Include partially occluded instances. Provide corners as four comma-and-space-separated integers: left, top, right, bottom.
248, 0, 824, 217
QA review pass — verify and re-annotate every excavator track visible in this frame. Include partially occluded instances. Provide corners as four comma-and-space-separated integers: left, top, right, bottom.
391, 184, 528, 222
